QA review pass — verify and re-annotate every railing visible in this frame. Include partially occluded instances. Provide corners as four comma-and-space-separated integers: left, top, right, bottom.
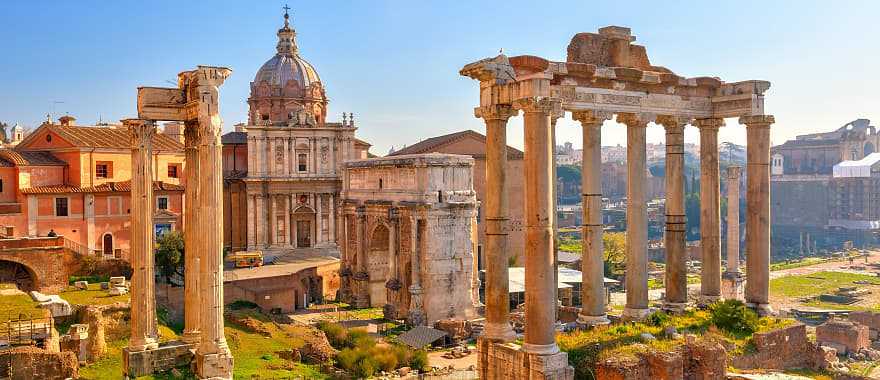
0, 316, 53, 348
62, 237, 94, 257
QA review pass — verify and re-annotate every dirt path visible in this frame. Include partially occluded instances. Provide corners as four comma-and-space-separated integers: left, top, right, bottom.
769, 249, 880, 280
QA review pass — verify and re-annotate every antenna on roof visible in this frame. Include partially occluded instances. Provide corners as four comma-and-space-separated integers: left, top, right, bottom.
50, 101, 65, 121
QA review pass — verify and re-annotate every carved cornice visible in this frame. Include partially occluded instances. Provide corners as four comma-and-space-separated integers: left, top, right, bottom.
571, 110, 613, 127
739, 114, 775, 128
693, 117, 725, 131
474, 104, 517, 122
512, 97, 562, 115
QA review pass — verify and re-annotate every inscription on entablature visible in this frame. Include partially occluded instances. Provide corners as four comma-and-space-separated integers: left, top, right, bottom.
713, 98, 759, 118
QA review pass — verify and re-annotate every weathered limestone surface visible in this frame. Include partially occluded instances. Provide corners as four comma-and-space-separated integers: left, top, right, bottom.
595, 338, 727, 380
619, 112, 650, 320
123, 341, 194, 379
732, 324, 831, 371
722, 166, 744, 300
658, 115, 688, 312
742, 115, 775, 315
0, 346, 78, 380
696, 118, 724, 305
816, 319, 869, 355
182, 123, 201, 345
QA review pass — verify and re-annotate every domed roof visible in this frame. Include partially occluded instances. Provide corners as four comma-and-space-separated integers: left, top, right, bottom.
254, 53, 320, 88
252, 10, 321, 88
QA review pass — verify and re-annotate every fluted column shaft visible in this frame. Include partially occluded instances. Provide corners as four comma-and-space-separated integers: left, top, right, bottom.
515, 97, 561, 354
726, 166, 742, 274
619, 113, 650, 320
182, 123, 201, 344
742, 115, 775, 315
126, 119, 159, 352
573, 111, 610, 325
659, 116, 688, 311
407, 213, 425, 325
696, 118, 724, 304
476, 104, 516, 342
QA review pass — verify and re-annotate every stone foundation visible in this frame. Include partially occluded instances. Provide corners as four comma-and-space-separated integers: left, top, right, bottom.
732, 324, 838, 371
721, 272, 744, 301
195, 350, 235, 380
816, 319, 870, 355
849, 311, 880, 339
595, 337, 727, 380
123, 340, 194, 378
0, 346, 79, 380
477, 338, 573, 380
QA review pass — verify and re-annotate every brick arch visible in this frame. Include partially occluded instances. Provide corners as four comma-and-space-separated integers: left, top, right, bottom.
0, 258, 39, 292
0, 241, 78, 293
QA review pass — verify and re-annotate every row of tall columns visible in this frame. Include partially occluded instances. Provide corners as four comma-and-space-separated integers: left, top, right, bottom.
658, 116, 688, 312
617, 113, 651, 320
514, 97, 561, 354
572, 110, 611, 326
125, 119, 159, 352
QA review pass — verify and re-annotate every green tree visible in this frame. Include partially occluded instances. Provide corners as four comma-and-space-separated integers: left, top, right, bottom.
155, 230, 184, 284
603, 232, 626, 276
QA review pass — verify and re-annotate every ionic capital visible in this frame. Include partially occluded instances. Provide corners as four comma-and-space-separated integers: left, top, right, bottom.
474, 104, 517, 122
693, 117, 725, 131
571, 110, 613, 127
739, 114, 775, 128
656, 115, 691, 130
512, 97, 562, 115
616, 112, 654, 128
727, 165, 743, 179
123, 119, 156, 148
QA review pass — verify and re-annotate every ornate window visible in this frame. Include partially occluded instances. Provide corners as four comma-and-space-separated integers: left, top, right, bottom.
298, 153, 308, 172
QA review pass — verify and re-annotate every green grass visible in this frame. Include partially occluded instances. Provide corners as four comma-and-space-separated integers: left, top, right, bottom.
769, 271, 880, 298
59, 283, 130, 307
0, 292, 43, 321
769, 257, 835, 271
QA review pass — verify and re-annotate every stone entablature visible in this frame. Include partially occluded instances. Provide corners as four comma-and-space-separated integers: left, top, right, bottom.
339, 153, 479, 325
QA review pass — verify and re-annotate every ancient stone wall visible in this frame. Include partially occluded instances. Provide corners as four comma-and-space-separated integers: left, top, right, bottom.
595, 338, 726, 380
817, 319, 870, 355
732, 323, 839, 371
0, 346, 79, 379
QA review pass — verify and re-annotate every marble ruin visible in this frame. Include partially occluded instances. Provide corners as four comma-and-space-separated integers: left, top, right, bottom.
124, 66, 234, 379
338, 154, 480, 325
462, 26, 774, 379
723, 166, 744, 300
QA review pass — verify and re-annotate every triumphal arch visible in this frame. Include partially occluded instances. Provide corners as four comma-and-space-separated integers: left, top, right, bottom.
123, 66, 234, 379
462, 26, 774, 379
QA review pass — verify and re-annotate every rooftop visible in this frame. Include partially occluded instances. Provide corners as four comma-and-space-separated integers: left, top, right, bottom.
389, 130, 524, 159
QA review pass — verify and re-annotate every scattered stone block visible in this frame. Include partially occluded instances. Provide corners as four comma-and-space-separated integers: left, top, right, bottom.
37, 295, 72, 317
29, 290, 51, 303
817, 319, 870, 355
0, 346, 79, 379
109, 276, 126, 287
100, 282, 110, 290
74, 281, 88, 290
108, 287, 128, 296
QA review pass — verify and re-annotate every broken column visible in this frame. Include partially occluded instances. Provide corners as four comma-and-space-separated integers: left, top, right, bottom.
695, 117, 724, 305
573, 110, 611, 326
618, 112, 650, 320
124, 118, 159, 353
741, 115, 775, 316
476, 104, 517, 341
188, 66, 234, 379
658, 115, 689, 312
722, 166, 744, 300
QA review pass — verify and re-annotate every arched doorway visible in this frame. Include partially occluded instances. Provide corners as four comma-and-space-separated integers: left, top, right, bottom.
367, 224, 390, 307
292, 206, 316, 248
0, 260, 36, 291
102, 233, 114, 256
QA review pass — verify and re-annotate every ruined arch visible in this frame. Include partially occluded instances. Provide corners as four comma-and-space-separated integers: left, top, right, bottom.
367, 223, 390, 307
0, 259, 38, 292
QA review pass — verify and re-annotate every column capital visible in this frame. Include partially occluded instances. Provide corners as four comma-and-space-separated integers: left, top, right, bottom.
739, 114, 775, 128
572, 110, 613, 126
474, 104, 517, 121
656, 115, 691, 130
616, 112, 654, 127
693, 117, 725, 130
123, 119, 156, 147
512, 97, 562, 115
727, 165, 743, 179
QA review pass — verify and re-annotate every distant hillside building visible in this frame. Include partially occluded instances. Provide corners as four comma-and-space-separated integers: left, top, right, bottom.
771, 119, 880, 252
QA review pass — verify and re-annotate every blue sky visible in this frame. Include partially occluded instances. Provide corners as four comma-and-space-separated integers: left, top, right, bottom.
1, 1, 878, 154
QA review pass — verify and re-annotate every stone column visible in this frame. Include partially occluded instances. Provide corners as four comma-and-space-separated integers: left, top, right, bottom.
269, 195, 277, 246
658, 115, 689, 312
741, 115, 775, 315
268, 137, 276, 176
514, 97, 562, 354
407, 212, 425, 326
125, 118, 159, 352
247, 195, 256, 250
474, 104, 516, 342
617, 113, 651, 320
316, 194, 323, 244
385, 210, 399, 318
572, 110, 611, 326
353, 207, 370, 308
282, 137, 290, 176
182, 122, 201, 344
329, 194, 336, 243
191, 67, 234, 379
256, 195, 265, 247
284, 195, 291, 246
696, 118, 724, 305
722, 166, 744, 300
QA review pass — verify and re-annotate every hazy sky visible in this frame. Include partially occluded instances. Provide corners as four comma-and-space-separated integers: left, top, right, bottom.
2, 1, 879, 155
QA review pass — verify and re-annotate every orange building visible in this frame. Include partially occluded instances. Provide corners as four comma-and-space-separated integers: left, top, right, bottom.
0, 116, 185, 258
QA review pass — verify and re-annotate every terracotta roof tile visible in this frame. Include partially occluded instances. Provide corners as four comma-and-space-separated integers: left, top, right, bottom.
0, 150, 66, 166
20, 180, 183, 194
389, 130, 524, 159
38, 124, 183, 151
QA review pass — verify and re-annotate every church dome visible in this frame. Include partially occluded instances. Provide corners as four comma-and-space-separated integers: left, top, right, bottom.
252, 9, 321, 89
254, 54, 320, 88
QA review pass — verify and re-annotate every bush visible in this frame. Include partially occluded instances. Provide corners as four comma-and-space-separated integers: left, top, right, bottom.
646, 311, 670, 327
409, 349, 428, 371
228, 300, 260, 310
709, 299, 759, 336
373, 349, 398, 372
